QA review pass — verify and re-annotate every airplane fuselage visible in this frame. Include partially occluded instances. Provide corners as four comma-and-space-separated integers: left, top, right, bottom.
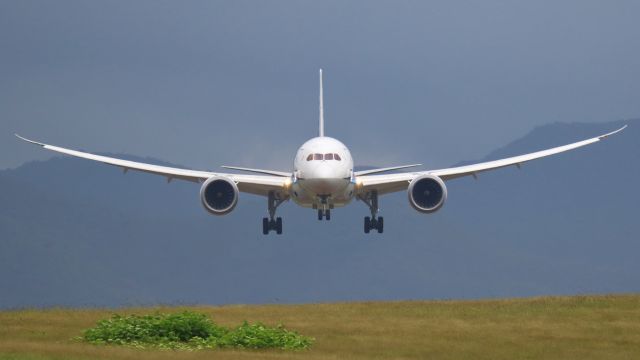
291, 136, 355, 209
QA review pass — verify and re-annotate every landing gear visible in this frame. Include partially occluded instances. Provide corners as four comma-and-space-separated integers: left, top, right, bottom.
317, 209, 331, 220
316, 195, 332, 221
364, 216, 383, 233
359, 190, 384, 233
263, 191, 286, 235
262, 217, 282, 235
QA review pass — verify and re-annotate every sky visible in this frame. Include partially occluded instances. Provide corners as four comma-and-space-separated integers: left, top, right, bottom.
2, 0, 639, 171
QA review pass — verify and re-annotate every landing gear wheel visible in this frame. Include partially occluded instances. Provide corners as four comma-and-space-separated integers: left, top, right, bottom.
318, 209, 330, 221
363, 216, 383, 233
263, 217, 283, 235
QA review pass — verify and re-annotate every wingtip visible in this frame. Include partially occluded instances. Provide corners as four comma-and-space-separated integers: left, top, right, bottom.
599, 124, 628, 139
14, 134, 45, 146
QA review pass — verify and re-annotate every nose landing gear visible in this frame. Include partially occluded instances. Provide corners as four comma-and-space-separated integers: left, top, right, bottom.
317, 209, 331, 220
359, 190, 384, 233
263, 191, 286, 235
316, 195, 332, 221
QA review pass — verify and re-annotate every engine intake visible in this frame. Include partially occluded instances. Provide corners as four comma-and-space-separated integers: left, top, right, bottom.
200, 177, 239, 215
408, 174, 447, 213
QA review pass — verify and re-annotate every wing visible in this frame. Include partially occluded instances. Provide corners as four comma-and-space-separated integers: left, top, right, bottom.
357, 125, 627, 195
221, 165, 291, 177
354, 164, 422, 176
15, 135, 288, 197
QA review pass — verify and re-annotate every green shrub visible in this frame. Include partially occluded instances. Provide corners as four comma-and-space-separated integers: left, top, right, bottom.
81, 311, 313, 351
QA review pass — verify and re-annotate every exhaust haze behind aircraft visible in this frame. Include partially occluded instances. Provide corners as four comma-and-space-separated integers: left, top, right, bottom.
16, 70, 627, 234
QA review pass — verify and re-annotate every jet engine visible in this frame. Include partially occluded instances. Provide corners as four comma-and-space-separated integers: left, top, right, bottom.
200, 176, 239, 215
408, 174, 447, 213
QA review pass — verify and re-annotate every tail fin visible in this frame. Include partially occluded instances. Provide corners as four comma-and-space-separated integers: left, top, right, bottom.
319, 69, 324, 137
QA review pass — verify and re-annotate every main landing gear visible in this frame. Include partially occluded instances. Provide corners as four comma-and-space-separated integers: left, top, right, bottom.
359, 190, 384, 233
263, 191, 285, 235
263, 217, 282, 235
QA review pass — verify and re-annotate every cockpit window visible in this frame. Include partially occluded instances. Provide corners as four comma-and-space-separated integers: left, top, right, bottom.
307, 153, 342, 161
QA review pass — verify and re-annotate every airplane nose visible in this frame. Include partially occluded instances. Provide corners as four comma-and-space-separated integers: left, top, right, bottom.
302, 163, 347, 195
312, 164, 334, 179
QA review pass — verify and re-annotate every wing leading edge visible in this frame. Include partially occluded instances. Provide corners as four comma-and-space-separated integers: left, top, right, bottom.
357, 125, 627, 195
354, 164, 422, 176
14, 134, 288, 197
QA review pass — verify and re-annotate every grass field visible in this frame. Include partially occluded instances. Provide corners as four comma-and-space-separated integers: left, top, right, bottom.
1, 294, 639, 360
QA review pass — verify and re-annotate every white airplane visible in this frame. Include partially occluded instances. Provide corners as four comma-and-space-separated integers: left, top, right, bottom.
16, 70, 626, 235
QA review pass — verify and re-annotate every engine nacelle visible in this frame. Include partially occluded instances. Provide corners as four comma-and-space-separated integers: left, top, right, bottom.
200, 176, 239, 215
408, 174, 447, 213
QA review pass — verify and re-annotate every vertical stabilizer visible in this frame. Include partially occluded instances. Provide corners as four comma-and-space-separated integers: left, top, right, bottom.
319, 69, 324, 137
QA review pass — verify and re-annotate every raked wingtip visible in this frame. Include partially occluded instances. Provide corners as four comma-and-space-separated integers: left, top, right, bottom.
599, 124, 628, 139
14, 134, 46, 146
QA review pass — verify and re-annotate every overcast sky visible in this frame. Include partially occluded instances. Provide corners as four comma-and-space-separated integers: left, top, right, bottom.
2, 1, 639, 171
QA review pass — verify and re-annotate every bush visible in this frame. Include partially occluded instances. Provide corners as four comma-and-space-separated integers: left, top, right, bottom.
82, 311, 313, 351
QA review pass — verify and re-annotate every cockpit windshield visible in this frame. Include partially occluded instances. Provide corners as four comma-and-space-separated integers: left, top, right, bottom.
307, 153, 342, 161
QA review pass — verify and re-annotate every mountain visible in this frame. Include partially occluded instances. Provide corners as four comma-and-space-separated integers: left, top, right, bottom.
1, 120, 638, 308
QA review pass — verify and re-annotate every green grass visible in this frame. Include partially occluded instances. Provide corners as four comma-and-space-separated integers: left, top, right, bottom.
1, 294, 640, 359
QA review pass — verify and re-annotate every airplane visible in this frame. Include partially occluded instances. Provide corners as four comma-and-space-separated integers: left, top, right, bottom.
16, 70, 626, 235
